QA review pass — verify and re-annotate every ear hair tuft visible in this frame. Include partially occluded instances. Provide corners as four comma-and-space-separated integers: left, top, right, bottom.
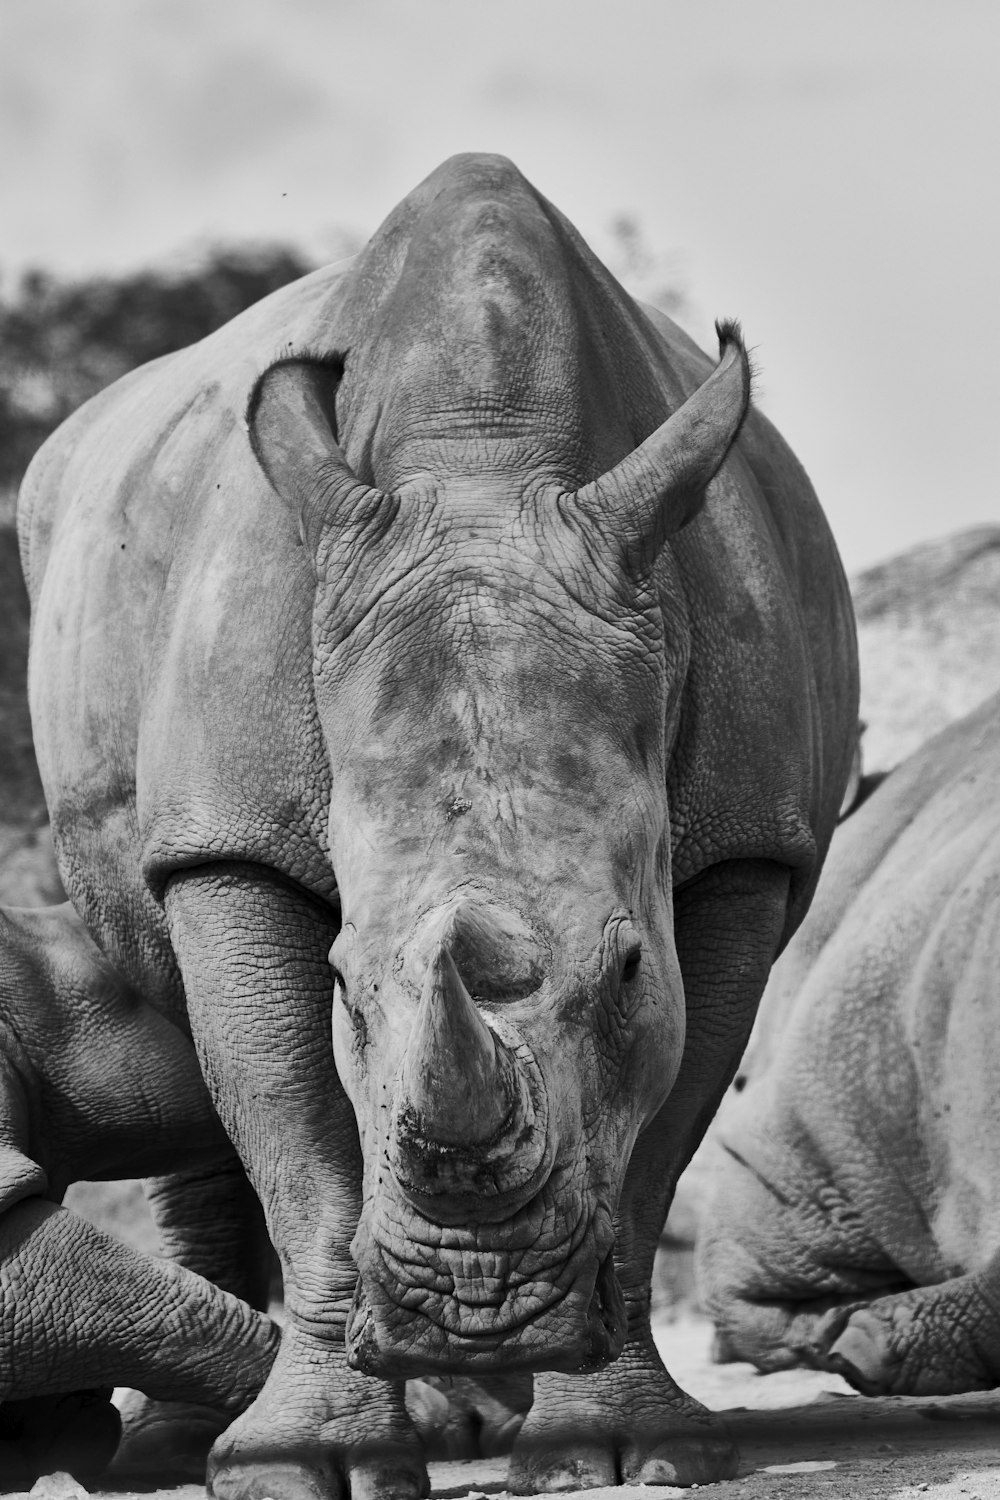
714, 318, 758, 404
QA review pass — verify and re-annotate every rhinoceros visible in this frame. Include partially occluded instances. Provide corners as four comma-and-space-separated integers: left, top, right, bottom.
18, 154, 857, 1496
698, 691, 1000, 1396
0, 901, 277, 1486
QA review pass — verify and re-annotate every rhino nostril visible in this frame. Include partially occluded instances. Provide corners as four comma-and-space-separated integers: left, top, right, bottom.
332, 969, 369, 1050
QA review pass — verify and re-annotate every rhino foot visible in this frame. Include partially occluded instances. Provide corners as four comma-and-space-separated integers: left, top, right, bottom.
207, 1330, 428, 1500
824, 1275, 1000, 1397
211, 1455, 340, 1500
210, 1443, 427, 1500
508, 1341, 737, 1492
510, 1412, 735, 1492
110, 1390, 229, 1480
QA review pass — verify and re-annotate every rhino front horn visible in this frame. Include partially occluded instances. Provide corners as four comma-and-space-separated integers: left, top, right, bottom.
389, 943, 549, 1213
400, 943, 511, 1145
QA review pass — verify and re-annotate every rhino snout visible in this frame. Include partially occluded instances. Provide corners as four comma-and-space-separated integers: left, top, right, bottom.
345, 1201, 624, 1377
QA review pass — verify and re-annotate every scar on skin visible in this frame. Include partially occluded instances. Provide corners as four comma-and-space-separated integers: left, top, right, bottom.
445, 797, 473, 820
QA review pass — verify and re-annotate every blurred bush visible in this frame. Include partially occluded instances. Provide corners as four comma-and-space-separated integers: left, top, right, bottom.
0, 244, 314, 496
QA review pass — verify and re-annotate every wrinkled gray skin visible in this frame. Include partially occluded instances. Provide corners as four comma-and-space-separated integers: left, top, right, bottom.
699, 692, 1000, 1397
0, 902, 278, 1485
19, 154, 857, 1496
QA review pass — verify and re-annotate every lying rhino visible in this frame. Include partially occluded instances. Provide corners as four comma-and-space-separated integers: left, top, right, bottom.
0, 902, 277, 1487
699, 691, 1000, 1395
19, 153, 857, 1496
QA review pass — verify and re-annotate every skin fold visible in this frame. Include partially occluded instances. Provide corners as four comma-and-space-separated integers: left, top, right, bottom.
19, 153, 857, 1496
699, 692, 1000, 1397
0, 902, 279, 1487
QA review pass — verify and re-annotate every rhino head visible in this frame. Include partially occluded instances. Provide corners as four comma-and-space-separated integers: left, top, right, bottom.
249, 155, 749, 1377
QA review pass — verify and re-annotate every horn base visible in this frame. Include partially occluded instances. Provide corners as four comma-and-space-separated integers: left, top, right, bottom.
389, 1009, 551, 1217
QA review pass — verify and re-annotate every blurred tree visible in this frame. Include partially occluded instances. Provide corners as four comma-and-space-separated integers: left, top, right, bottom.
0, 245, 314, 493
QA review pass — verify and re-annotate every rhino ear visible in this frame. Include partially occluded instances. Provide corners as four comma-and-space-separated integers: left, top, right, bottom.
248, 358, 389, 559
575, 321, 751, 563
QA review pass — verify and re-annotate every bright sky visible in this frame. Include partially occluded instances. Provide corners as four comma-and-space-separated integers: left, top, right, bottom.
4, 0, 998, 570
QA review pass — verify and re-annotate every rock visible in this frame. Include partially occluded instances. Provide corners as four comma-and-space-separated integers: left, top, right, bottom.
854, 525, 1000, 774
28, 1471, 89, 1498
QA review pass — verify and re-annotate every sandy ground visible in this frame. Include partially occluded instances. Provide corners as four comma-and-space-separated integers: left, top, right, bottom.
11, 1312, 1000, 1500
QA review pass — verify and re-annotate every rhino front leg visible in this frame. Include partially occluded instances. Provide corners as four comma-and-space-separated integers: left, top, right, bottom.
510, 860, 789, 1492
113, 1158, 275, 1481
164, 864, 427, 1500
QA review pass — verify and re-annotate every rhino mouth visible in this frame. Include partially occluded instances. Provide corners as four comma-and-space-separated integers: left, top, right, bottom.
345, 1184, 624, 1377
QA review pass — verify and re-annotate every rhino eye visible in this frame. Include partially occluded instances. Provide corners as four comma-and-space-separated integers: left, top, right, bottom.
621, 945, 641, 984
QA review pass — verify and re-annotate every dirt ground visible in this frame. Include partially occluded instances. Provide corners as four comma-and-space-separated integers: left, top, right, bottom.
12, 1310, 1000, 1500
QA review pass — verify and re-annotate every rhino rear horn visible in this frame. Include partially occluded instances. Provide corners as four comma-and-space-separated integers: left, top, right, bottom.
248, 358, 390, 558
575, 320, 751, 561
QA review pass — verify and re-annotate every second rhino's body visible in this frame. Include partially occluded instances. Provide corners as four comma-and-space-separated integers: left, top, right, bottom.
700, 692, 1000, 1396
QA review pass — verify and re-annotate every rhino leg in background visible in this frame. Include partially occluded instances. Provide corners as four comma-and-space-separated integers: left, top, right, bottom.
696, 1046, 923, 1379
510, 860, 788, 1492
697, 1155, 1000, 1397
696, 1134, 908, 1376
822, 1259, 1000, 1396
164, 865, 427, 1500
0, 1196, 278, 1485
705, 1172, 1000, 1397
145, 1157, 273, 1307
112, 1157, 274, 1480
